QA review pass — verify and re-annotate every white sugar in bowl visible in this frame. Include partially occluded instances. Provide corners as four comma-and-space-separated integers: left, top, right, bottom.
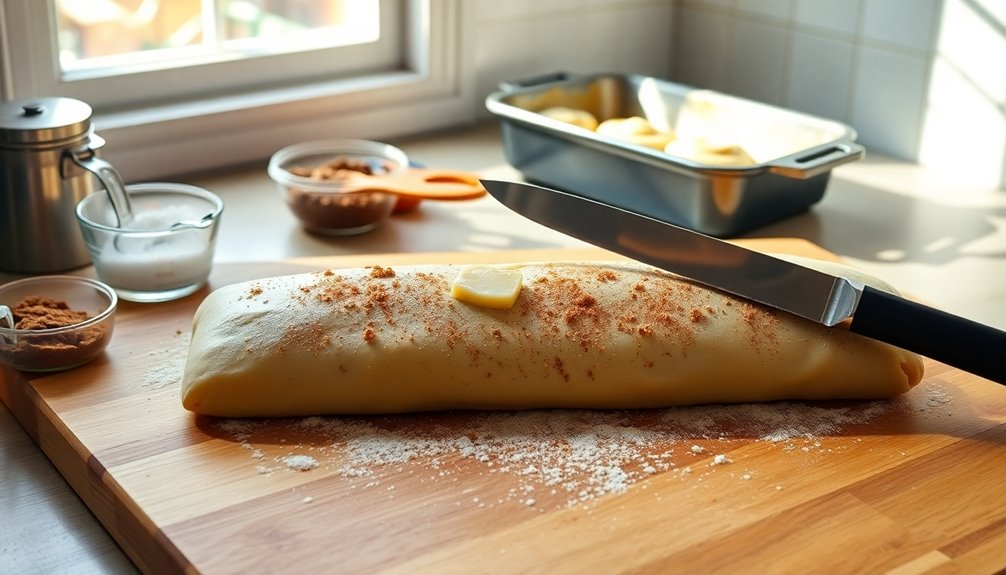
76, 183, 224, 303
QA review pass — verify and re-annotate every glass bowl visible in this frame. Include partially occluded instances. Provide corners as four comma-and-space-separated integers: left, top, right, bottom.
268, 139, 407, 235
76, 183, 224, 303
0, 275, 117, 372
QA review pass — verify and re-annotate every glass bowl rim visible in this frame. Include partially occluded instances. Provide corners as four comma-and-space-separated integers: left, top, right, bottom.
76, 182, 224, 234
267, 138, 410, 194
0, 275, 118, 336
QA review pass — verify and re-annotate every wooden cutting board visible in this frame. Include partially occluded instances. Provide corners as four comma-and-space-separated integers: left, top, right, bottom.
2, 240, 1005, 575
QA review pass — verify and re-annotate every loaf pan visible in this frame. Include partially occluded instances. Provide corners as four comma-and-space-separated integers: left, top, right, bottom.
485, 72, 864, 237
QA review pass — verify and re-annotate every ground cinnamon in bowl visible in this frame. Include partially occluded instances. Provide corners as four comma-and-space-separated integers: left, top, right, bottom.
14, 296, 92, 329
0, 280, 116, 372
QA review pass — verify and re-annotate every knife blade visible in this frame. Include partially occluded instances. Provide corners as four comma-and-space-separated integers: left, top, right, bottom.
482, 179, 1006, 385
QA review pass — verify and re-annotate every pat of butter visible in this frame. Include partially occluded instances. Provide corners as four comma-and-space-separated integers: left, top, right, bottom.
450, 266, 523, 309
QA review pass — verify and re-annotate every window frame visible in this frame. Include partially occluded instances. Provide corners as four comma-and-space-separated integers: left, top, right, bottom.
0, 0, 474, 181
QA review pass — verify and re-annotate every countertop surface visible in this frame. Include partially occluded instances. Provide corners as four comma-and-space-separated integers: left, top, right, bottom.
2, 122, 1005, 574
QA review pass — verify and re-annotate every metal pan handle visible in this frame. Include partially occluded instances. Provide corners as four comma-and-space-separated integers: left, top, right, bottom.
766, 141, 865, 179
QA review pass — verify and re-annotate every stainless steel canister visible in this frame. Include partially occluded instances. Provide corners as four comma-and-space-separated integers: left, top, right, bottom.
0, 97, 121, 273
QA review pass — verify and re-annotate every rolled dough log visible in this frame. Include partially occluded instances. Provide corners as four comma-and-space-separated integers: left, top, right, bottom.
181, 261, 923, 417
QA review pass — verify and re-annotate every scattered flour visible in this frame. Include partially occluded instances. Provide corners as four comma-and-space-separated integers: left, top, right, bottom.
141, 331, 191, 390
281, 454, 320, 471
218, 419, 255, 442
922, 384, 954, 413
211, 384, 956, 509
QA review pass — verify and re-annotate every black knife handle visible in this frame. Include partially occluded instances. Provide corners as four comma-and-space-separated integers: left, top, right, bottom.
849, 286, 1006, 385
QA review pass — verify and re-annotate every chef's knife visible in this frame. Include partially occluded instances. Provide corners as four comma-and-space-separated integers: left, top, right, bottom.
481, 179, 1006, 385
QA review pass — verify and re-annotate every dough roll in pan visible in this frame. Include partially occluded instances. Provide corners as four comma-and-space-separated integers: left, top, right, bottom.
181, 262, 924, 417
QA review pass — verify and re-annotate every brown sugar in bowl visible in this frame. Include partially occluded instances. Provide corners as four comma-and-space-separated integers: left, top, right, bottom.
268, 139, 408, 236
0, 276, 117, 372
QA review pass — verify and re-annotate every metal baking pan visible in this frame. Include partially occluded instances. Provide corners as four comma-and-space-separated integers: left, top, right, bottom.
485, 72, 864, 237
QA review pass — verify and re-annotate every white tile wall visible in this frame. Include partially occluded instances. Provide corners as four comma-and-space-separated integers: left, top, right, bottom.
667, 0, 947, 167
861, 0, 939, 51
918, 0, 1006, 187
670, 4, 732, 92
851, 45, 929, 159
734, 0, 793, 20
787, 32, 855, 121
727, 16, 789, 105
707, 0, 1005, 188
794, 0, 861, 35
919, 57, 1006, 187
472, 0, 675, 111
936, 0, 1006, 107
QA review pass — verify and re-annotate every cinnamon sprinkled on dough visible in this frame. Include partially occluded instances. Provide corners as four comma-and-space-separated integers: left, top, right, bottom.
363, 324, 377, 343
445, 320, 463, 349
552, 357, 570, 382
740, 302, 780, 351
369, 265, 396, 278
312, 274, 357, 304
363, 283, 390, 314
616, 314, 637, 335
511, 271, 603, 352
467, 343, 481, 363
282, 321, 332, 354
237, 263, 749, 391
565, 293, 598, 324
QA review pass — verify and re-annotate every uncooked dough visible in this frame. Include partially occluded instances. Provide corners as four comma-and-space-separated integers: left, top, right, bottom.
595, 117, 675, 150
181, 261, 923, 417
664, 137, 755, 166
539, 106, 599, 131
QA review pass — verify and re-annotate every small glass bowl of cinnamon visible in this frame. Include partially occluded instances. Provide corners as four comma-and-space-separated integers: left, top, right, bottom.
0, 276, 117, 372
268, 139, 408, 236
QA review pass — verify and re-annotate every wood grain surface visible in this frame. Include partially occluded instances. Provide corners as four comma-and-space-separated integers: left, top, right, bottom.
2, 240, 1005, 575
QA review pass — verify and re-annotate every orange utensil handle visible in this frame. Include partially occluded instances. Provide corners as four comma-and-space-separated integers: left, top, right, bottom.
380, 168, 486, 200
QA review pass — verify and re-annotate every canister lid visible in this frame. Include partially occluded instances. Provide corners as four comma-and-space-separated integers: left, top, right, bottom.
0, 97, 93, 146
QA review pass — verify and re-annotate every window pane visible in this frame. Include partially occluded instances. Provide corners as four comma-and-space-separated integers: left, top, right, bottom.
54, 0, 380, 74
55, 0, 204, 67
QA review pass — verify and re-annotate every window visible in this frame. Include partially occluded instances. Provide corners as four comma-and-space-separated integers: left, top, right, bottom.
0, 0, 473, 180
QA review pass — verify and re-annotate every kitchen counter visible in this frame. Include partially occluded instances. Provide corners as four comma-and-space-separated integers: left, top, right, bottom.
2, 122, 1005, 574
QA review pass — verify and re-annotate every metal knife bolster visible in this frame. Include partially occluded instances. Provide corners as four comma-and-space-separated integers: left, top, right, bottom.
823, 278, 865, 327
